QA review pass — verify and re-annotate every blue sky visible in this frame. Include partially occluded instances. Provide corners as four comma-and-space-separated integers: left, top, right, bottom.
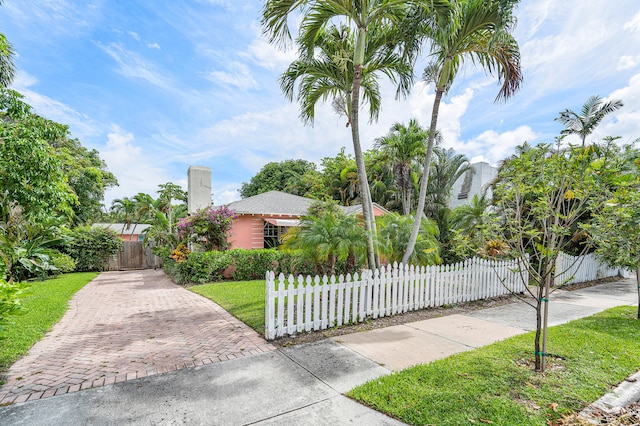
1, 1, 639, 208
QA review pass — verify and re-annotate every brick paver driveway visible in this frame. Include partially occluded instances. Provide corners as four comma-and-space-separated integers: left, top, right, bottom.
0, 270, 275, 405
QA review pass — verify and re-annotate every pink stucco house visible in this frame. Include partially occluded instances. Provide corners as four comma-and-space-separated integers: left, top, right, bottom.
225, 191, 388, 249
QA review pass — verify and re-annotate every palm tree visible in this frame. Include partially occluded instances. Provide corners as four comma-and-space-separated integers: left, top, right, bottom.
555, 95, 624, 146
374, 119, 434, 216
282, 207, 366, 276
0, 33, 15, 88
376, 212, 440, 266
263, 0, 446, 270
0, 0, 16, 89
110, 197, 137, 237
402, 0, 523, 264
425, 147, 471, 246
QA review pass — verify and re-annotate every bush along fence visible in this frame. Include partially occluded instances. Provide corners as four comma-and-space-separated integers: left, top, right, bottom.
265, 257, 527, 340
554, 252, 620, 286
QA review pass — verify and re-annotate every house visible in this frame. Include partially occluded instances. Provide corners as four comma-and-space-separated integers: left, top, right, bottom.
92, 223, 152, 242
225, 191, 388, 249
449, 162, 498, 209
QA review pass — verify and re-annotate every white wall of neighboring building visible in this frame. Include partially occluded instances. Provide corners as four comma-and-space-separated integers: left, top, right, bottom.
449, 162, 498, 209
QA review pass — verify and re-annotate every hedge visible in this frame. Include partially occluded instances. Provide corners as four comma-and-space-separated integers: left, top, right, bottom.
162, 248, 358, 285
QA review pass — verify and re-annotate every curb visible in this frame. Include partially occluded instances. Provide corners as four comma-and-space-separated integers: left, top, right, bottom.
580, 370, 640, 421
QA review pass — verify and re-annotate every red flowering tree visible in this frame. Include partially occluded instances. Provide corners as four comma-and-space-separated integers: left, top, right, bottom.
177, 206, 236, 251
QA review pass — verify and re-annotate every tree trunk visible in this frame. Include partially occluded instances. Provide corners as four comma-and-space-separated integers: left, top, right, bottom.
534, 295, 542, 371
351, 27, 378, 270
402, 87, 444, 265
636, 267, 639, 319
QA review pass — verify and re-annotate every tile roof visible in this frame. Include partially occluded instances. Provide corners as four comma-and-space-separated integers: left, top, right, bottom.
92, 223, 152, 234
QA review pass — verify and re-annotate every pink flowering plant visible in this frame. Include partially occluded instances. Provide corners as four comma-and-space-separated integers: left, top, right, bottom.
176, 206, 236, 251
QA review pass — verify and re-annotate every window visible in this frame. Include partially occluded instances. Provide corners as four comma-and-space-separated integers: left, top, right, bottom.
264, 222, 288, 248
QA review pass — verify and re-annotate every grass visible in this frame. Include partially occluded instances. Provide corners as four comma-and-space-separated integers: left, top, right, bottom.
348, 306, 640, 425
189, 280, 265, 332
0, 272, 98, 377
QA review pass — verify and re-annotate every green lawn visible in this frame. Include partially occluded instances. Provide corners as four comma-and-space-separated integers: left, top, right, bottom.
0, 272, 98, 377
349, 306, 640, 425
189, 280, 265, 332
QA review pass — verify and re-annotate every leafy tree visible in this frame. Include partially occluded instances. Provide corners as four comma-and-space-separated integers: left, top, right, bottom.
240, 159, 318, 198
177, 206, 236, 251
110, 197, 138, 236
376, 213, 440, 266
263, 0, 434, 269
403, 0, 523, 264
282, 201, 366, 275
0, 90, 77, 220
585, 144, 640, 318
492, 143, 614, 372
0, 90, 115, 223
555, 95, 624, 146
365, 149, 400, 213
321, 148, 361, 206
60, 226, 122, 272
374, 119, 431, 216
449, 192, 499, 260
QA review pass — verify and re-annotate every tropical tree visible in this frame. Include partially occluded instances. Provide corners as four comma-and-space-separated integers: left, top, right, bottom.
424, 147, 471, 252
492, 142, 616, 372
374, 119, 431, 216
555, 95, 624, 146
403, 0, 523, 264
282, 202, 366, 275
262, 0, 441, 269
376, 213, 440, 266
110, 197, 138, 236
584, 144, 640, 318
240, 159, 318, 198
0, 33, 15, 89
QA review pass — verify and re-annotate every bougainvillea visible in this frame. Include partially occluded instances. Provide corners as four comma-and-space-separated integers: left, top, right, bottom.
177, 206, 236, 251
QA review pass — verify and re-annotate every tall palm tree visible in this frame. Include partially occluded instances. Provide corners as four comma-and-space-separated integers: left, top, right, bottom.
263, 0, 447, 270
402, 0, 523, 264
555, 95, 624, 146
374, 118, 434, 216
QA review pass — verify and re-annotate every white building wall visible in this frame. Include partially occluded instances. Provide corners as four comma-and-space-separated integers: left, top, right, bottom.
449, 162, 498, 209
187, 166, 212, 213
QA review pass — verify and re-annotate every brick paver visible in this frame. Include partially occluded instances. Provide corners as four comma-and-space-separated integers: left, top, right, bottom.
0, 270, 275, 405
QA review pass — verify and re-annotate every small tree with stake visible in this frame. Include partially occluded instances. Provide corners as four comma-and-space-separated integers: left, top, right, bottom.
492, 143, 614, 372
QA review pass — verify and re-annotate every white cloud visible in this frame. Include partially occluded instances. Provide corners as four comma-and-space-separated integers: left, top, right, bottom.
593, 72, 640, 144
127, 30, 141, 41
205, 62, 260, 90
100, 126, 172, 206
242, 29, 298, 71
624, 11, 640, 32
460, 126, 539, 165
97, 42, 174, 90
618, 55, 640, 70
147, 42, 161, 50
213, 189, 241, 206
11, 71, 100, 140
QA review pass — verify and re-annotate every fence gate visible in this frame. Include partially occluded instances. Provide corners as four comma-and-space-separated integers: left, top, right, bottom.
119, 241, 145, 269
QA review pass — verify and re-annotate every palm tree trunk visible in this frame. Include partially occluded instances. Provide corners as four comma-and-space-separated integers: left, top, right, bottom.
402, 87, 444, 265
636, 267, 639, 319
351, 63, 378, 270
351, 27, 379, 270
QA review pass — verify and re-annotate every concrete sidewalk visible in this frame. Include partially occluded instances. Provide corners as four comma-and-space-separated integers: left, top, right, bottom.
0, 277, 636, 425
334, 278, 637, 371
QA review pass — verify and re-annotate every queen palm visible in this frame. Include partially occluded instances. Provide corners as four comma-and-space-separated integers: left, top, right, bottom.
402, 0, 523, 264
0, 33, 14, 88
269, 2, 423, 269
555, 95, 624, 147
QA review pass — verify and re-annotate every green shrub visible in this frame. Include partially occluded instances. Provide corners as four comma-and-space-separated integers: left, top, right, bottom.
0, 278, 27, 333
226, 249, 280, 281
61, 226, 122, 271
49, 252, 77, 274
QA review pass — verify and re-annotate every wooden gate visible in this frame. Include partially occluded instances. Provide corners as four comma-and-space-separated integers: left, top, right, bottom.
107, 242, 162, 270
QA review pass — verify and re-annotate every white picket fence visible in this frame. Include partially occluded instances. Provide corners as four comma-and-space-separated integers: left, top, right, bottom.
554, 252, 620, 286
265, 257, 527, 340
